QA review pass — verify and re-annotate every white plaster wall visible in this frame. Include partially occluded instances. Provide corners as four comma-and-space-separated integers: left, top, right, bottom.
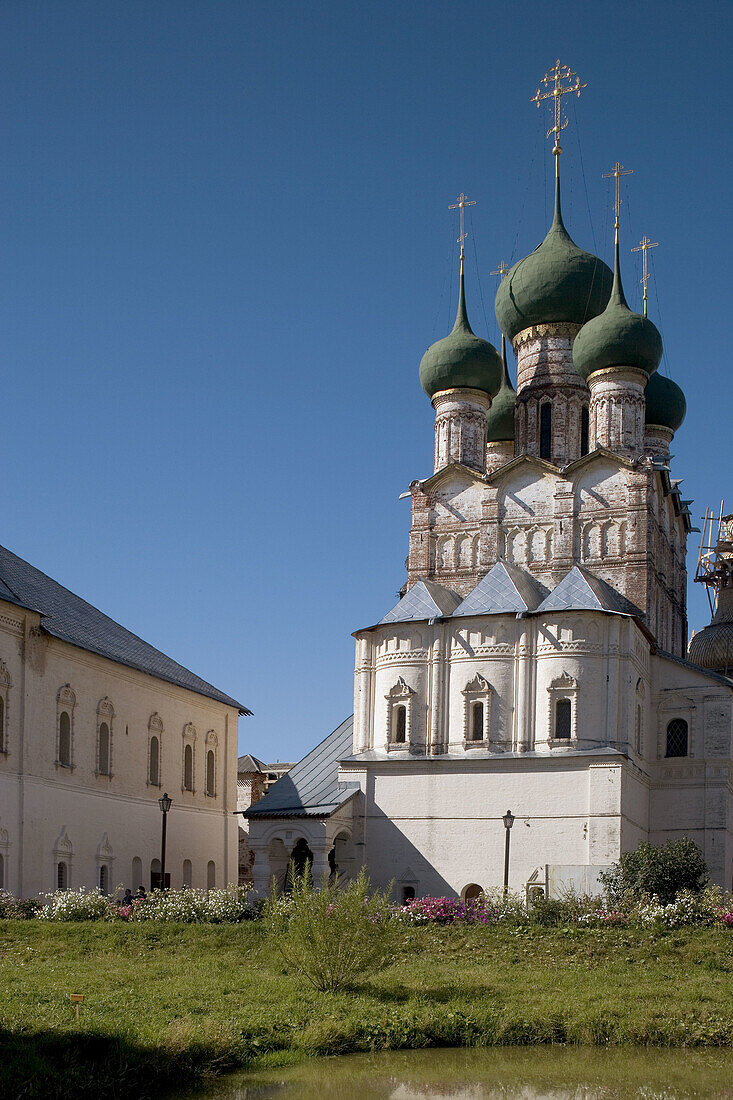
0, 605, 239, 897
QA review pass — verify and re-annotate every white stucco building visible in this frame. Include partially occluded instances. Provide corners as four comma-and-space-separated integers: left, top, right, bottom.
246, 89, 733, 900
0, 544, 247, 898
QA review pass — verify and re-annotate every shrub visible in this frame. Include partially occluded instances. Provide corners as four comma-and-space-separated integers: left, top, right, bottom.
398, 891, 527, 926
38, 887, 117, 921
264, 868, 402, 993
600, 838, 708, 906
133, 886, 257, 923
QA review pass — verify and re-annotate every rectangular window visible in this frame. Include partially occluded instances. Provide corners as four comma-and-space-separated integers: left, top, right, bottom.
555, 699, 572, 739
540, 404, 552, 461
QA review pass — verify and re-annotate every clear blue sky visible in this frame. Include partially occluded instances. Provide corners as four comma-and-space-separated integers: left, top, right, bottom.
0, 1, 730, 762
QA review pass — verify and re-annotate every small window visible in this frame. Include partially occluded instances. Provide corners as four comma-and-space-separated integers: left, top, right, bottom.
99, 865, 109, 895
149, 736, 160, 785
666, 719, 688, 758
540, 403, 552, 461
394, 704, 406, 744
183, 743, 193, 791
463, 883, 483, 902
555, 699, 572, 740
206, 749, 215, 796
401, 886, 416, 904
59, 711, 71, 766
471, 701, 484, 741
580, 406, 589, 457
57, 861, 68, 891
132, 856, 142, 891
183, 859, 193, 887
150, 858, 162, 890
98, 722, 110, 775
207, 860, 216, 890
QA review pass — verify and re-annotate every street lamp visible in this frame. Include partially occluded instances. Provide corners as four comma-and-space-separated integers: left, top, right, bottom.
158, 792, 172, 890
502, 810, 515, 895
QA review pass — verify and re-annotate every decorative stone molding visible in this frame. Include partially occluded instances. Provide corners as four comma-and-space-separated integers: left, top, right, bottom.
147, 714, 163, 788
96, 832, 114, 864
385, 677, 415, 751
56, 684, 76, 770
96, 697, 114, 778
0, 659, 10, 755
547, 672, 579, 744
182, 723, 197, 793
462, 674, 492, 747
432, 387, 491, 474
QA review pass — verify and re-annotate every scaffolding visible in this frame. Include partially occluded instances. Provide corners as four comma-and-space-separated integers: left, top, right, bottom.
695, 502, 733, 617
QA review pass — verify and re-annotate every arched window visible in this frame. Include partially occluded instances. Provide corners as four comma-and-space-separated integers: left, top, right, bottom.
99, 865, 109, 895
580, 406, 589, 456
666, 719, 688, 758
131, 856, 142, 891
183, 859, 193, 887
207, 860, 216, 890
206, 749, 215, 796
98, 722, 110, 775
394, 704, 406, 744
635, 705, 643, 755
401, 885, 416, 904
0, 696, 4, 753
59, 711, 71, 767
151, 858, 162, 890
183, 743, 193, 791
462, 883, 483, 902
471, 701, 484, 742
555, 699, 572, 740
57, 861, 68, 891
149, 736, 160, 785
540, 403, 552, 461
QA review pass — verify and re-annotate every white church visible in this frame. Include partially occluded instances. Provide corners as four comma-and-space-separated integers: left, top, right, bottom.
246, 65, 733, 901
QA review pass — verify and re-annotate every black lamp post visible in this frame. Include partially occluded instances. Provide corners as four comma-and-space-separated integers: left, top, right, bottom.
158, 792, 172, 890
502, 810, 515, 895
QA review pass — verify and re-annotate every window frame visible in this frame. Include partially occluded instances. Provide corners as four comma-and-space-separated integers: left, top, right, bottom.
547, 673, 579, 745
462, 674, 492, 749
665, 718, 689, 759
56, 684, 76, 770
385, 677, 415, 751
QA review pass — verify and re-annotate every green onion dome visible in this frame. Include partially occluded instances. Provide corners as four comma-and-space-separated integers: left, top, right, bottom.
486, 336, 516, 442
420, 265, 503, 399
644, 370, 686, 433
573, 235, 663, 380
495, 174, 612, 342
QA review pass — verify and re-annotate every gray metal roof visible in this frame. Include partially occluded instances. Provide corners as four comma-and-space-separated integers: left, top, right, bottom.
0, 543, 249, 713
237, 753, 267, 773
453, 560, 547, 616
245, 715, 358, 818
380, 579, 461, 624
536, 566, 628, 615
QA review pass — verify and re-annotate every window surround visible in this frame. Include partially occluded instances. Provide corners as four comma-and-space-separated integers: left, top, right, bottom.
547, 672, 579, 744
56, 684, 76, 770
665, 718, 689, 759
181, 722, 197, 793
96, 833, 114, 894
147, 713, 163, 788
53, 827, 73, 890
385, 677, 415, 751
0, 660, 11, 755
462, 674, 492, 748
96, 697, 114, 778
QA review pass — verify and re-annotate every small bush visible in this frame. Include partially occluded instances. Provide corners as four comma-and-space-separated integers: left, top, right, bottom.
132, 885, 257, 923
38, 886, 117, 921
601, 838, 708, 906
264, 868, 403, 993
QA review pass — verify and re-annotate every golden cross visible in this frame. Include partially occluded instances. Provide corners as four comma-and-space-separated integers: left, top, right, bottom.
449, 192, 476, 263
631, 235, 659, 317
491, 260, 509, 280
602, 161, 633, 229
531, 60, 587, 158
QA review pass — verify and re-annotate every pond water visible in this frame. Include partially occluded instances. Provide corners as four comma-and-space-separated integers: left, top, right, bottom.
183, 1047, 733, 1099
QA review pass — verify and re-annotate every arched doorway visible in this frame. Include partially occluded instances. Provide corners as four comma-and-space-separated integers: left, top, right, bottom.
462, 883, 483, 902
290, 838, 313, 882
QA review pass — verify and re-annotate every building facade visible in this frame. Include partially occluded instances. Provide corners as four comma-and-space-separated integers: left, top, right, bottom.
246, 77, 733, 900
0, 545, 246, 898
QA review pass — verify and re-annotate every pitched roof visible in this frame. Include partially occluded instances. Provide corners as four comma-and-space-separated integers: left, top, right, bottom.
453, 560, 547, 616
380, 579, 461, 625
0, 543, 249, 713
245, 715, 358, 818
237, 753, 267, 773
536, 565, 628, 614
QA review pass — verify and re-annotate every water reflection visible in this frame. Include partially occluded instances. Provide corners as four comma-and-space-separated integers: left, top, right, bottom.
184, 1047, 733, 1099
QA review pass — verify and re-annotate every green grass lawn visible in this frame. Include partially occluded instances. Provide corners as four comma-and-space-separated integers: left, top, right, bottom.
1, 920, 732, 1099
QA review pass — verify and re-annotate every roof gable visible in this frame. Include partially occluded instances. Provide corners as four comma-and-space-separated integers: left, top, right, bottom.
416, 462, 485, 494
536, 565, 627, 614
380, 579, 462, 624
454, 560, 547, 616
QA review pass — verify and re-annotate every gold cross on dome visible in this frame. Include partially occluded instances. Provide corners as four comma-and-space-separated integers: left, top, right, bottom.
531, 59, 587, 157
631, 235, 659, 317
491, 260, 509, 280
602, 161, 634, 228
449, 192, 476, 263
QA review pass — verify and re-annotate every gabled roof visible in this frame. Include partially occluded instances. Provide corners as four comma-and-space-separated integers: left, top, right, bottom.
237, 753, 267, 774
536, 565, 628, 614
453, 560, 547, 616
380, 579, 462, 624
416, 462, 486, 494
0, 543, 249, 713
245, 715, 359, 818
